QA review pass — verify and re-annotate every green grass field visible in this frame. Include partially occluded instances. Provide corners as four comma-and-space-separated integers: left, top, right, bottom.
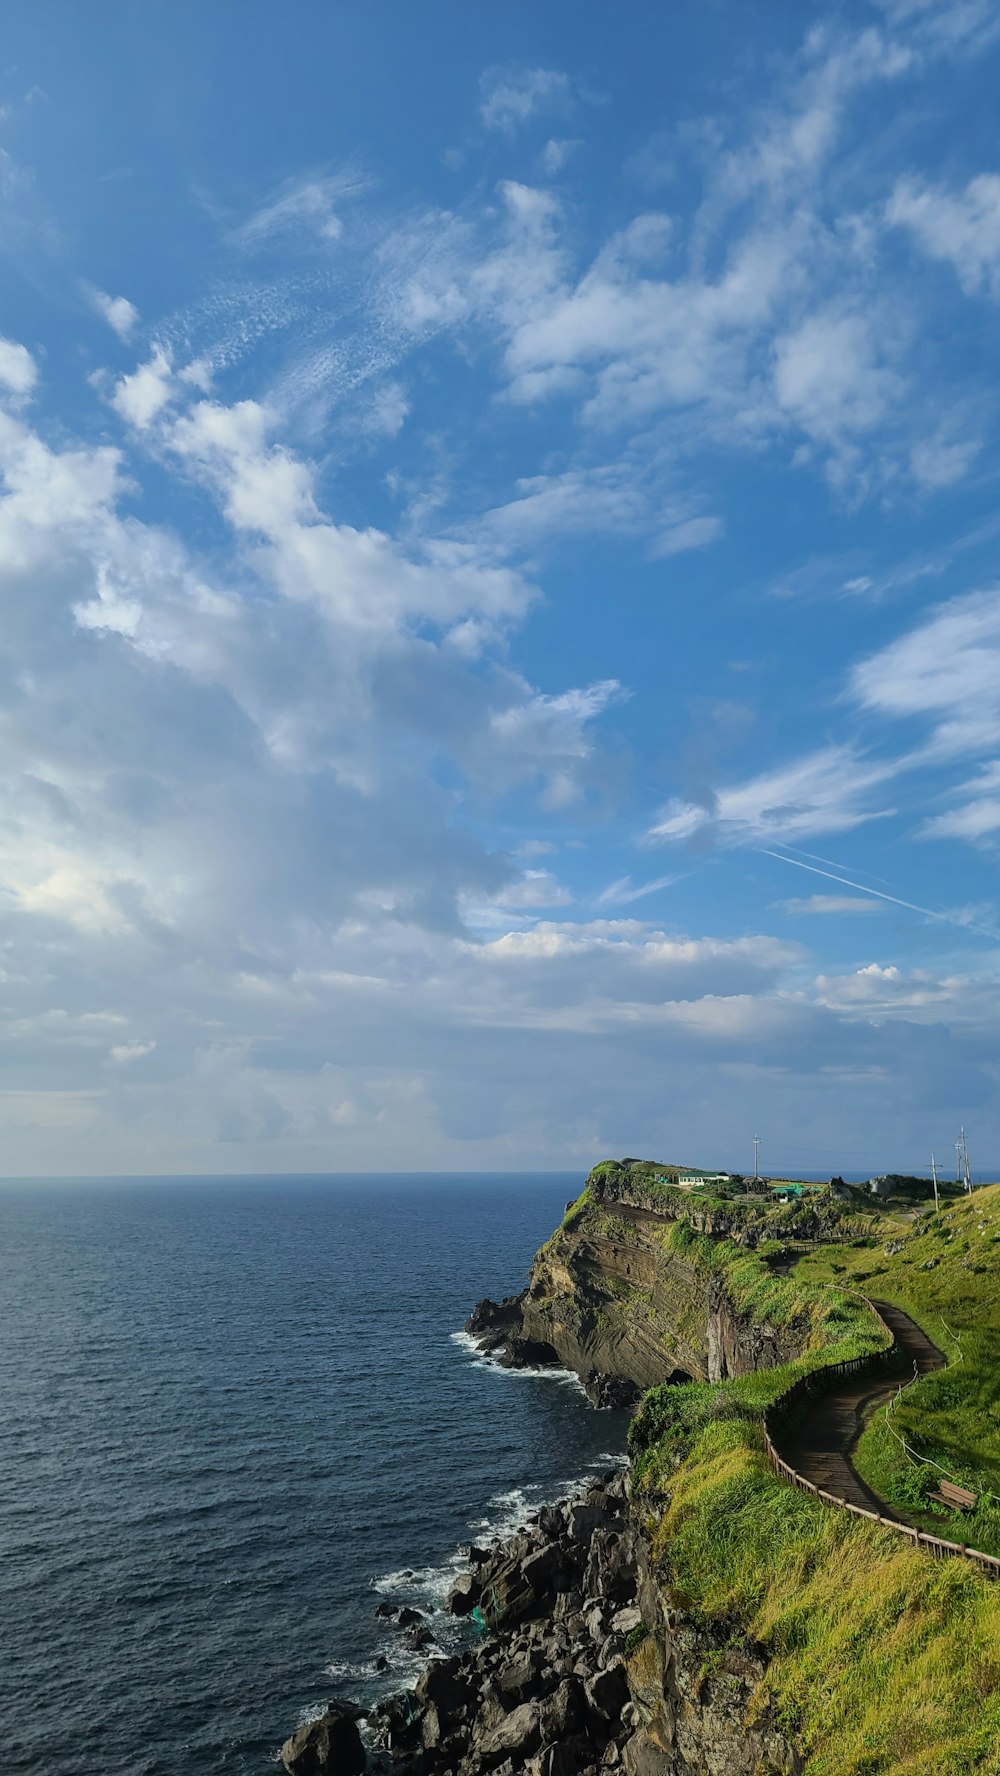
621, 1181, 1000, 1775
791, 1183, 1000, 1557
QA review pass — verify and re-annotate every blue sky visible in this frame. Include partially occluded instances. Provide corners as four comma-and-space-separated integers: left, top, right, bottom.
2, 0, 1000, 1177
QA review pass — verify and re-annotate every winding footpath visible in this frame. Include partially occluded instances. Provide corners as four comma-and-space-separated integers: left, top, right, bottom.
773, 1299, 944, 1519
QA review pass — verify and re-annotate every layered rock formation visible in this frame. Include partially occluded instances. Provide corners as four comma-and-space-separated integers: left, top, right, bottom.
467, 1163, 808, 1405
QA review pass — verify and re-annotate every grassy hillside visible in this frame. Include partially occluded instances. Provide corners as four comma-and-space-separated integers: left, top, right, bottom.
619, 1181, 1000, 1775
634, 1417, 1000, 1776
793, 1183, 1000, 1556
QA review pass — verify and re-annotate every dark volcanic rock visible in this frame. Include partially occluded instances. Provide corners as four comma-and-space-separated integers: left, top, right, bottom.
356, 1461, 802, 1776
585, 1373, 643, 1410
446, 1572, 481, 1616
465, 1295, 523, 1344
280, 1704, 366, 1775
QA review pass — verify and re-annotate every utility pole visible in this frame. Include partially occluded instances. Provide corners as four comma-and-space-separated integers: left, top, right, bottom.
955, 1141, 963, 1185
931, 1152, 939, 1213
961, 1127, 972, 1193
753, 1133, 761, 1182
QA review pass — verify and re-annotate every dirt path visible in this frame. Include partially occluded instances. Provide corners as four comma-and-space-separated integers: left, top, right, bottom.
773, 1299, 945, 1517
604, 1214, 948, 1527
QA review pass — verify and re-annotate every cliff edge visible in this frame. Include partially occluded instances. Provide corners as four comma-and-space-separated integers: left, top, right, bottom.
466, 1159, 840, 1406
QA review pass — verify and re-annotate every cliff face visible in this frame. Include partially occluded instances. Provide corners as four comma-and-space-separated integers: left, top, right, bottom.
468, 1166, 808, 1405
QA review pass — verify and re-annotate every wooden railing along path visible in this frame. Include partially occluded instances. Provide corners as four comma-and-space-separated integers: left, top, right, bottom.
763, 1298, 1000, 1581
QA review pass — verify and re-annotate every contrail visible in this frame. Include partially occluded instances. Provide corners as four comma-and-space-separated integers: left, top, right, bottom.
759, 849, 1000, 941
779, 842, 897, 890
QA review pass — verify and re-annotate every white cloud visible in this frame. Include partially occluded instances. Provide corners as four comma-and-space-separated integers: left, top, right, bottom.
850, 588, 1000, 760
109, 1040, 156, 1064
910, 431, 980, 487
773, 894, 884, 915
0, 336, 37, 397
363, 382, 409, 437
110, 345, 175, 429
489, 680, 624, 808
773, 308, 903, 444
89, 287, 139, 339
482, 468, 645, 546
650, 746, 896, 847
480, 66, 571, 134
595, 874, 678, 908
540, 138, 579, 175
651, 515, 724, 557
233, 173, 363, 247
888, 172, 1000, 297
811, 960, 961, 1014
921, 762, 1000, 842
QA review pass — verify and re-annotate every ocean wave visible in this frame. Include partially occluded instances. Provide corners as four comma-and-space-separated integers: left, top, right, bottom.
448, 1330, 588, 1395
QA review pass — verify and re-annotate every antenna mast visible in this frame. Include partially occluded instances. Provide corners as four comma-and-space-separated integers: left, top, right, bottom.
961, 1127, 972, 1193
930, 1152, 939, 1213
753, 1133, 761, 1182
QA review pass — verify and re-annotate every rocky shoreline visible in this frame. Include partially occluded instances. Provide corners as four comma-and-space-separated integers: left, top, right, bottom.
280, 1171, 804, 1776
282, 1460, 800, 1776
282, 1468, 638, 1776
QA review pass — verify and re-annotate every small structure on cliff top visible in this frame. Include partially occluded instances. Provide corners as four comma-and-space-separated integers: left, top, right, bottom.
675, 1171, 732, 1190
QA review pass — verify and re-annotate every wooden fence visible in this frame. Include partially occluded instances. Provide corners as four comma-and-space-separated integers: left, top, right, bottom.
762, 1303, 1000, 1581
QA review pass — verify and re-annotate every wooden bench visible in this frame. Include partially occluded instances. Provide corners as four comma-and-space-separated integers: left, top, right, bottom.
930, 1479, 978, 1512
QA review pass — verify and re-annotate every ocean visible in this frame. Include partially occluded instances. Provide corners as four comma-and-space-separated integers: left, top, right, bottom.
0, 1174, 628, 1775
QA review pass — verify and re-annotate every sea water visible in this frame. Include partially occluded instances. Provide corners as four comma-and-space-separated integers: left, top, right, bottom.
0, 1174, 628, 1774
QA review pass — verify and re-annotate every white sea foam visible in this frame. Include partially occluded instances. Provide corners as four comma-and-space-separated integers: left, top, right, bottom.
448, 1329, 588, 1396
356, 1342, 627, 1710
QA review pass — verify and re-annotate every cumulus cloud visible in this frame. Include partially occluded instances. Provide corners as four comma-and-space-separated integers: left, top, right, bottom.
88, 287, 139, 339
110, 345, 175, 429
0, 337, 37, 397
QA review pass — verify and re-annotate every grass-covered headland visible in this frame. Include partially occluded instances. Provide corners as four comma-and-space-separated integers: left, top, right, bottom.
578, 1166, 1000, 1775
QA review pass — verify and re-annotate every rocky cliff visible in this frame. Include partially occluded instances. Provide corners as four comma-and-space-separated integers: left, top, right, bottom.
467, 1162, 811, 1406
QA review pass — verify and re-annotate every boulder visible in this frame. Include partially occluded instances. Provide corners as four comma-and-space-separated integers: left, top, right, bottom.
621, 1730, 675, 1776
496, 1650, 546, 1704
447, 1572, 481, 1616
465, 1295, 523, 1340
280, 1705, 366, 1775
521, 1543, 560, 1593
475, 1700, 544, 1768
539, 1677, 586, 1741
475, 1555, 537, 1629
585, 1373, 643, 1410
584, 1529, 637, 1607
567, 1503, 611, 1544
529, 1743, 592, 1776
414, 1655, 475, 1718
585, 1662, 630, 1724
